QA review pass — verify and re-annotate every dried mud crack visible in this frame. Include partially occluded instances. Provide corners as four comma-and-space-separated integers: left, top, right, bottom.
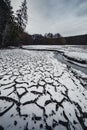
0, 49, 87, 130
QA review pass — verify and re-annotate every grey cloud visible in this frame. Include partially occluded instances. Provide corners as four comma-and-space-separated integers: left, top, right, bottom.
29, 0, 87, 20
11, 0, 87, 36
75, 1, 87, 17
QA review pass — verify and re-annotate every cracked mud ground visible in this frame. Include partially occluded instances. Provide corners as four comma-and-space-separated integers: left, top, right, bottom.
0, 49, 87, 130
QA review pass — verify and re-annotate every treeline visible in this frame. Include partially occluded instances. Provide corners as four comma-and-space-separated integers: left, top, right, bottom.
30, 33, 66, 45
32, 37, 66, 45
32, 38, 66, 45
0, 0, 86, 47
30, 33, 87, 45
0, 0, 32, 48
65, 34, 87, 45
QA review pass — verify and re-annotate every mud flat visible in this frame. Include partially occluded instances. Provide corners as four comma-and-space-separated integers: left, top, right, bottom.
0, 48, 87, 130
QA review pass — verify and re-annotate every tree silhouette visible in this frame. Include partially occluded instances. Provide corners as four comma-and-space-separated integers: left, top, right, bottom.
0, 0, 28, 47
16, 0, 28, 31
4, 0, 14, 22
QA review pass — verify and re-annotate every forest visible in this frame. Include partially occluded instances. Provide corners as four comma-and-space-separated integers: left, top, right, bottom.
0, 0, 87, 48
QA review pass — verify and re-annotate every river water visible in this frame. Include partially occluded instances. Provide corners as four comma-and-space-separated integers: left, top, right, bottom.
22, 45, 87, 75
54, 51, 87, 75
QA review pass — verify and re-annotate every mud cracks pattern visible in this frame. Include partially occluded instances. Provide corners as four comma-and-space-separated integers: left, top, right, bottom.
0, 49, 87, 130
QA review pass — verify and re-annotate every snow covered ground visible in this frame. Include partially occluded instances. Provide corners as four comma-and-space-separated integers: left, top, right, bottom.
23, 45, 87, 63
64, 51, 87, 62
61, 46, 87, 65
0, 47, 87, 130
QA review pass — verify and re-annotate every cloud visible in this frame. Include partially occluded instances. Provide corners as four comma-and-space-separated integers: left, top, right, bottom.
11, 0, 87, 36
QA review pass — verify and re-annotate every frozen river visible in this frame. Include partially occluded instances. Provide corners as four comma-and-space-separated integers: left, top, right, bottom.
0, 46, 87, 130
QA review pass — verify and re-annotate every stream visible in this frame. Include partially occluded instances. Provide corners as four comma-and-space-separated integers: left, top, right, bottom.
54, 51, 87, 75
22, 47, 87, 75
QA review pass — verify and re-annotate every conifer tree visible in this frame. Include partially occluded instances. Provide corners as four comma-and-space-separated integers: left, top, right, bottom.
4, 0, 14, 22
16, 0, 28, 31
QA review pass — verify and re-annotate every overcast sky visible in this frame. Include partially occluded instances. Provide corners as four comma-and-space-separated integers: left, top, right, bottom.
11, 0, 87, 36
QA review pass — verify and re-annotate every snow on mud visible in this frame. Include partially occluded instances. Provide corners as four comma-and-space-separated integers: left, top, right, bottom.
23, 45, 87, 65
0, 48, 87, 130
64, 52, 87, 62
